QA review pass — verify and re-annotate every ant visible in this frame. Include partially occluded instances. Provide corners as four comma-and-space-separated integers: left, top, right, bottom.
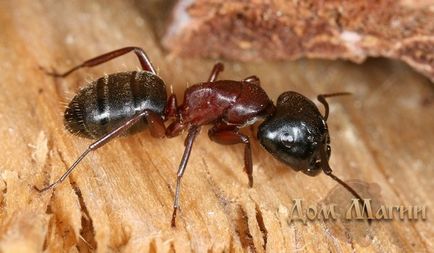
36, 47, 364, 227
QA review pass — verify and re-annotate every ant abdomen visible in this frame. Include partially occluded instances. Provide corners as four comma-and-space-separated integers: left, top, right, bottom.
64, 71, 167, 138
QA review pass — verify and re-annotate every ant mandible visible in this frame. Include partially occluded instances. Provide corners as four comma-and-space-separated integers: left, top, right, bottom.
35, 47, 363, 227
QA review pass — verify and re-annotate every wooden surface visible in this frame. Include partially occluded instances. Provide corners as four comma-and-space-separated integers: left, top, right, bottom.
0, 1, 433, 252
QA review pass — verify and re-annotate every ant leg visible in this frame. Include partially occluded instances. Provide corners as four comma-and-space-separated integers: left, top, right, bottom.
146, 111, 166, 138
171, 126, 200, 227
34, 110, 164, 192
43, 47, 156, 78
207, 62, 224, 82
166, 121, 186, 138
208, 123, 253, 187
317, 92, 351, 120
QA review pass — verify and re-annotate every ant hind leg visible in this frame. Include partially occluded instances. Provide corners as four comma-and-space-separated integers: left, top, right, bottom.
207, 63, 224, 82
42, 47, 156, 78
34, 110, 164, 192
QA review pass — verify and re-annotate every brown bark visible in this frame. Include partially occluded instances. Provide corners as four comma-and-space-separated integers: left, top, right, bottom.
163, 0, 434, 82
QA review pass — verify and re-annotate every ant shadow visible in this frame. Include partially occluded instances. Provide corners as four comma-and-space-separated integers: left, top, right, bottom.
320, 180, 403, 248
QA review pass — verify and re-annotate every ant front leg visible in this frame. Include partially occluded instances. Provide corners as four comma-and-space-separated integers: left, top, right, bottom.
208, 122, 253, 187
43, 47, 156, 78
34, 110, 164, 192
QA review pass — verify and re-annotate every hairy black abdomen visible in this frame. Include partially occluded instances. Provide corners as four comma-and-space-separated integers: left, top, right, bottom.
64, 71, 166, 138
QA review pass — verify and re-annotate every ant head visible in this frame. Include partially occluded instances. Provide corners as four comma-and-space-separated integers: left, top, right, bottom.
258, 92, 365, 204
257, 91, 330, 176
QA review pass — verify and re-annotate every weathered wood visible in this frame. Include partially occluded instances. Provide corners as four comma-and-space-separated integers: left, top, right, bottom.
0, 1, 432, 252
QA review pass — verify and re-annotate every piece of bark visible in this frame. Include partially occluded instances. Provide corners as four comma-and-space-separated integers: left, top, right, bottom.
163, 0, 434, 82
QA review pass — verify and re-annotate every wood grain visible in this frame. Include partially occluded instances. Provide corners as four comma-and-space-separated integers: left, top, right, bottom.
0, 1, 433, 252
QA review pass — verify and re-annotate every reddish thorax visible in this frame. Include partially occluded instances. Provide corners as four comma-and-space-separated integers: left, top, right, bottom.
166, 79, 274, 137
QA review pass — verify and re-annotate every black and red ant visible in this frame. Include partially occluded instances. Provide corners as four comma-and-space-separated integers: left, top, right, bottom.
35, 47, 363, 227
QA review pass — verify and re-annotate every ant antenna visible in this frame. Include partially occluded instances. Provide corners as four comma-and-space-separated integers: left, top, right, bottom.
320, 147, 362, 200
325, 171, 364, 202
320, 147, 371, 223
317, 92, 351, 120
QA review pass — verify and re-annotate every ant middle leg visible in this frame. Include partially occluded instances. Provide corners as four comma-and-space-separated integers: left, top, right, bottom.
171, 125, 201, 227
317, 92, 351, 120
34, 110, 165, 192
43, 47, 156, 78
208, 122, 253, 188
